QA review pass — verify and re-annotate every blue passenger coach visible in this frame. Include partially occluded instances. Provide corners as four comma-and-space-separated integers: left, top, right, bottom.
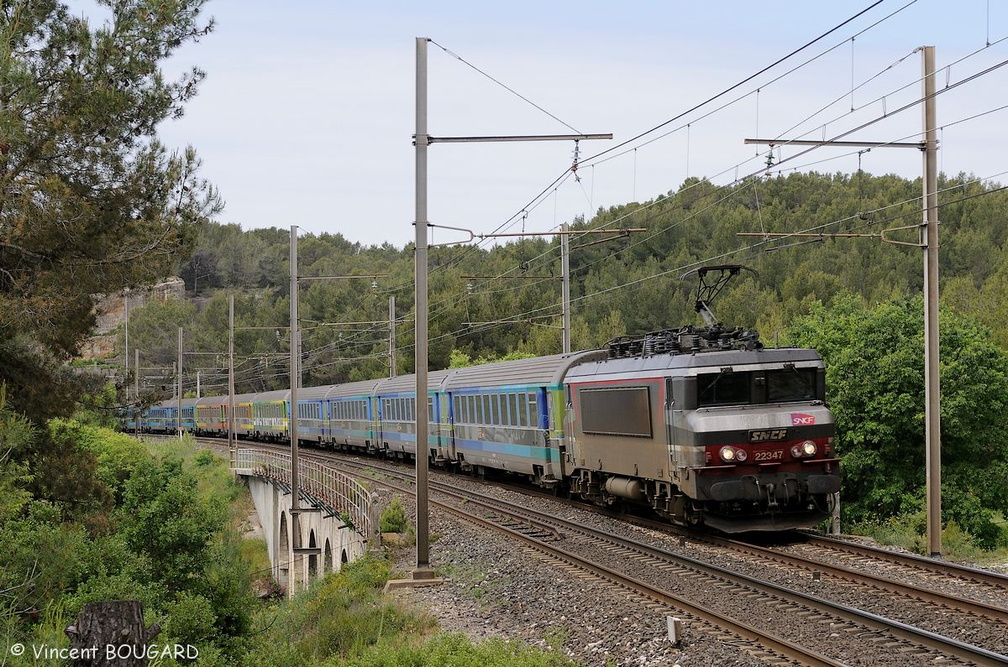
374, 370, 451, 460
324, 378, 383, 452
443, 351, 604, 488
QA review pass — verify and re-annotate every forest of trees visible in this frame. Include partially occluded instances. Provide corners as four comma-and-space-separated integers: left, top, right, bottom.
126, 170, 1008, 398
119, 169, 1008, 551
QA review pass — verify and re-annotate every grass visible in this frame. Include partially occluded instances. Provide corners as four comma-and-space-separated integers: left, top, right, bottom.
850, 512, 1008, 564
242, 557, 578, 667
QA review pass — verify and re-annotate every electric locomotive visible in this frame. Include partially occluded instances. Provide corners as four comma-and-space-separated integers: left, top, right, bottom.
563, 265, 839, 531
564, 325, 839, 531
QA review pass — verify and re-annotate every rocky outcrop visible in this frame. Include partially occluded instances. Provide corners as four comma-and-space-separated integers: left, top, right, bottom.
80, 278, 186, 361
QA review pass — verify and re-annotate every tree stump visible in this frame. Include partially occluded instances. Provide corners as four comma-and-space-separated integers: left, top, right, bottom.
65, 601, 160, 666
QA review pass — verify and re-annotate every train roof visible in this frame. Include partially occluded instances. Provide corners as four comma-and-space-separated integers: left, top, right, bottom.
565, 346, 824, 381
305, 378, 384, 400
375, 370, 453, 395
442, 350, 607, 390
249, 389, 290, 403
297, 384, 335, 400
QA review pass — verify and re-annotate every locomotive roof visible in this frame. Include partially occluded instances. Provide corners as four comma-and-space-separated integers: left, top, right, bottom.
442, 350, 607, 390
565, 346, 824, 381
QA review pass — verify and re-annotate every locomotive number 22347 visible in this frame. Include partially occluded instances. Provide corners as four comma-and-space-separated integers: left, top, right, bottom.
752, 449, 785, 462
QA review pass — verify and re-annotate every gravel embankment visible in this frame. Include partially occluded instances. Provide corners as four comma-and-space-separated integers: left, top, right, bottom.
382, 472, 1008, 666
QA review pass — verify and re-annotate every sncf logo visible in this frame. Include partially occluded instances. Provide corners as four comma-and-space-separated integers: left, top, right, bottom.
791, 413, 816, 426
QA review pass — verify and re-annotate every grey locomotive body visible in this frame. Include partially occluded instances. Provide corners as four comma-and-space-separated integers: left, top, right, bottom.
564, 327, 840, 532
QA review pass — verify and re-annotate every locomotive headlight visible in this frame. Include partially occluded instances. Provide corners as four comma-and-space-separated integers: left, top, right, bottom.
801, 440, 817, 457
734, 448, 748, 462
719, 446, 737, 463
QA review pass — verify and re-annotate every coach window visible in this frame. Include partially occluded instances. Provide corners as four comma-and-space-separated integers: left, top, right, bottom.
528, 393, 539, 428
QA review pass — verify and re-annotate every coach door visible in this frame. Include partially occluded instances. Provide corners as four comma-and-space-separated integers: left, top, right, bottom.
665, 377, 680, 483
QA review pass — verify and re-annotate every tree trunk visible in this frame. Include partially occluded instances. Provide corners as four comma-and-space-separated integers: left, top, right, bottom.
65, 601, 160, 666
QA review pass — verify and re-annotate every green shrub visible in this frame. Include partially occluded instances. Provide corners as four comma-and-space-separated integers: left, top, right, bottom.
380, 498, 408, 534
195, 448, 217, 467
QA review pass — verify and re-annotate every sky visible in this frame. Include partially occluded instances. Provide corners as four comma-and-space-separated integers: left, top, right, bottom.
78, 1, 1008, 248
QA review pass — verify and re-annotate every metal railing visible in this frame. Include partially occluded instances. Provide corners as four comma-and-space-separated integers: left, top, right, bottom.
231, 448, 378, 543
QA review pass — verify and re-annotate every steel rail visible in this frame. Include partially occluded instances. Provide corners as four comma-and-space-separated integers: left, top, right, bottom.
800, 531, 1008, 590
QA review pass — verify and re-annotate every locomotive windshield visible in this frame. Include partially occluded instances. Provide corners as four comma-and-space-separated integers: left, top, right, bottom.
697, 367, 819, 406
697, 371, 749, 406
766, 368, 817, 402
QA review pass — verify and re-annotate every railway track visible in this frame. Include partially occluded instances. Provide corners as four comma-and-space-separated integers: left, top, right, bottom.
216, 439, 1008, 666
799, 530, 1008, 591
614, 514, 1008, 626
